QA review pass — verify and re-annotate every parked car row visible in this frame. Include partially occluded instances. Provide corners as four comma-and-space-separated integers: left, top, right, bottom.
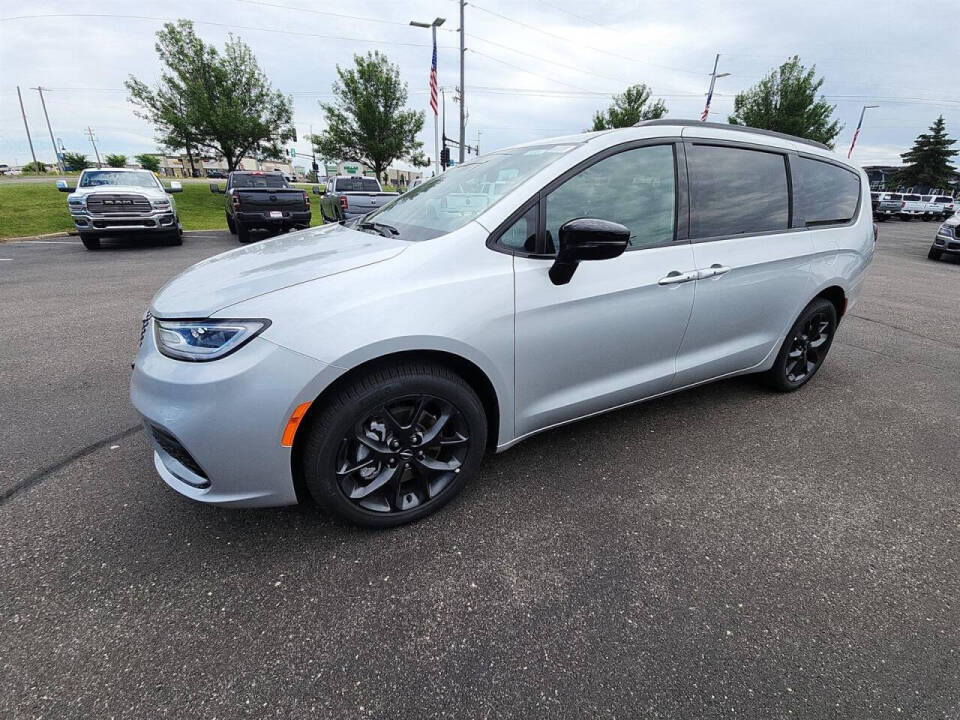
871, 191, 956, 221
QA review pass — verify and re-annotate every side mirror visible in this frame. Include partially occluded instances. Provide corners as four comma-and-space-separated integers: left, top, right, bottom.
549, 218, 630, 285
166, 181, 183, 194
312, 186, 321, 195
56, 180, 75, 192
209, 183, 224, 194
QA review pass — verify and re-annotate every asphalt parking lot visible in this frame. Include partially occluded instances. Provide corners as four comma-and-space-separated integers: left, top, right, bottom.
1, 222, 959, 719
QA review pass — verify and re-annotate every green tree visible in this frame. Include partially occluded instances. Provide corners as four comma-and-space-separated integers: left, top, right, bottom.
126, 19, 294, 172
312, 51, 426, 181
62, 152, 90, 171
728, 56, 842, 147
105, 154, 127, 168
896, 116, 957, 190
136, 154, 161, 172
591, 84, 667, 130
20, 161, 47, 173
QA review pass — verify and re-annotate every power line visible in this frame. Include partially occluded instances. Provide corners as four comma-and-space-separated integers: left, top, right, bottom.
228, 0, 414, 27
469, 2, 707, 77
0, 13, 451, 48
466, 48, 598, 93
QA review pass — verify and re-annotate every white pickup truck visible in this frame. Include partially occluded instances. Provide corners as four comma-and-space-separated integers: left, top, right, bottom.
921, 194, 956, 221
57, 168, 183, 250
321, 176, 399, 220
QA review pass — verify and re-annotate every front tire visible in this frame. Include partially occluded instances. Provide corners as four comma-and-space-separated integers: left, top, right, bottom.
80, 233, 100, 250
928, 246, 943, 261
301, 362, 488, 528
763, 298, 838, 392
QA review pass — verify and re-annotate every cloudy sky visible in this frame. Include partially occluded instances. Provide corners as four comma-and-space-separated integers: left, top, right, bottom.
1, 0, 957, 170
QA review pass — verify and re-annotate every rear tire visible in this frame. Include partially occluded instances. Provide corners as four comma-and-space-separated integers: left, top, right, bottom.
928, 246, 942, 261
300, 361, 488, 528
236, 222, 252, 243
762, 298, 838, 392
226, 214, 236, 234
80, 234, 100, 250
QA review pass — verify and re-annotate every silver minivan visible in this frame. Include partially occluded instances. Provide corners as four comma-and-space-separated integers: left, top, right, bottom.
131, 120, 874, 527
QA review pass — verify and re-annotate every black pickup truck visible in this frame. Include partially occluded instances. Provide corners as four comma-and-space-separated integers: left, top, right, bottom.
211, 171, 311, 243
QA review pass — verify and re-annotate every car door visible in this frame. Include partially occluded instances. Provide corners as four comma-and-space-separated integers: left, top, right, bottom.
506, 141, 698, 438
673, 139, 816, 387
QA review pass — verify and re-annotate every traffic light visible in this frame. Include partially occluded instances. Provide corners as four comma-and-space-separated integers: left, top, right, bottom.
440, 146, 450, 168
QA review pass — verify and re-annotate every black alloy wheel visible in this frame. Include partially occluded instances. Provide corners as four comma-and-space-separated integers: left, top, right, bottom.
764, 298, 837, 392
784, 311, 833, 384
336, 395, 469, 514
301, 362, 487, 528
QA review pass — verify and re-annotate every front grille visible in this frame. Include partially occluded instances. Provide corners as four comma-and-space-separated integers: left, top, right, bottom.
148, 424, 209, 485
139, 312, 151, 347
92, 218, 156, 228
948, 241, 960, 251
86, 193, 152, 215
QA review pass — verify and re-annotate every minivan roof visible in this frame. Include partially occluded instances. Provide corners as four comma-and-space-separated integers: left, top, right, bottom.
634, 119, 831, 150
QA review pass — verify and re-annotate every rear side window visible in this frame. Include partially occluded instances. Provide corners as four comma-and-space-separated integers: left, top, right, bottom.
936, 196, 952, 203
688, 144, 789, 238
921, 195, 933, 202
793, 156, 861, 226
335, 177, 381, 192
904, 194, 921, 201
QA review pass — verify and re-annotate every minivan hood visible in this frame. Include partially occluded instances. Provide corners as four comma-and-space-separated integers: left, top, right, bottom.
151, 223, 408, 318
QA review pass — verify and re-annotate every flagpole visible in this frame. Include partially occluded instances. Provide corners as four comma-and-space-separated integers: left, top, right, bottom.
847, 104, 878, 159
700, 54, 728, 122
432, 23, 440, 178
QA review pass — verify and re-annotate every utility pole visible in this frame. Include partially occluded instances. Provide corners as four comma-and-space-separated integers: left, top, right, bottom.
16, 86, 40, 175
84, 126, 102, 168
458, 0, 466, 164
700, 54, 730, 122
32, 86, 63, 174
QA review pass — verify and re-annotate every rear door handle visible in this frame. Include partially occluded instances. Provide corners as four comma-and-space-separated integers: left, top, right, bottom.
658, 270, 698, 285
697, 264, 731, 279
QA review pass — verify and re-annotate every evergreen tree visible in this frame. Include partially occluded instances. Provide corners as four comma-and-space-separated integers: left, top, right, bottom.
897, 116, 957, 190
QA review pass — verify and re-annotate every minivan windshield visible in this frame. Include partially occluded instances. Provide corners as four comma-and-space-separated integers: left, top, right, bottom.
363, 143, 580, 241
80, 170, 159, 189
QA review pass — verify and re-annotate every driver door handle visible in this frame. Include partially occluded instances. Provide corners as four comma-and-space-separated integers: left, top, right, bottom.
658, 270, 698, 285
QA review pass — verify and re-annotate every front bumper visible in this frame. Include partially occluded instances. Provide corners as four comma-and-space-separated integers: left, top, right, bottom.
933, 234, 960, 254
130, 321, 332, 507
71, 209, 179, 233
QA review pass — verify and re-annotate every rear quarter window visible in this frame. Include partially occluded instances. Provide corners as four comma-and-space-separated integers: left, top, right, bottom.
793, 156, 861, 226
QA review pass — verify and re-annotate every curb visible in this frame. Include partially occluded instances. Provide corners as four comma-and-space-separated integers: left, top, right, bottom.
0, 231, 75, 243
1, 229, 228, 243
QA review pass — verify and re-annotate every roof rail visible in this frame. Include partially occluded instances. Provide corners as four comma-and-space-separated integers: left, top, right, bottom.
633, 118, 831, 151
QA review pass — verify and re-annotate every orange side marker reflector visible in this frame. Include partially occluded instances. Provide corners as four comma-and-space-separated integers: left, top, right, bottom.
281, 402, 312, 447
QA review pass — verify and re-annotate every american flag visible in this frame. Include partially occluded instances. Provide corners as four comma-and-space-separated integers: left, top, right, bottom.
429, 36, 438, 116
700, 87, 714, 122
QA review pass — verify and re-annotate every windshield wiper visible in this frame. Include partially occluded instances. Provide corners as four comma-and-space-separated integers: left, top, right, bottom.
357, 221, 400, 238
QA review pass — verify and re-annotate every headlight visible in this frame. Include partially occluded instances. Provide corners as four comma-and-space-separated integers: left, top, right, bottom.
154, 319, 270, 361
152, 198, 171, 208
937, 225, 953, 238
68, 197, 85, 207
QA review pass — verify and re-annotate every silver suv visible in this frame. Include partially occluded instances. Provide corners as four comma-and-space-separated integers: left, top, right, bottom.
58, 168, 183, 250
131, 120, 875, 528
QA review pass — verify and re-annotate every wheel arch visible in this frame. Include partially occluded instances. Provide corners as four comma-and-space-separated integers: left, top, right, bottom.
814, 284, 847, 322
289, 349, 503, 504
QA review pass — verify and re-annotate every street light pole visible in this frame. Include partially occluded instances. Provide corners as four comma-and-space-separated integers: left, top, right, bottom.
458, 0, 466, 164
847, 104, 879, 159
410, 17, 446, 179
32, 86, 63, 175
16, 86, 40, 175
700, 54, 730, 122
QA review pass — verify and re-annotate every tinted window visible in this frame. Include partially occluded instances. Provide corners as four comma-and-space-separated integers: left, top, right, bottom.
688, 144, 788, 238
936, 196, 953, 203
921, 195, 933, 202
904, 194, 921, 201
232, 173, 287, 188
543, 144, 675, 254
890, 194, 903, 200
498, 204, 538, 252
794, 156, 861, 225
336, 177, 382, 192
